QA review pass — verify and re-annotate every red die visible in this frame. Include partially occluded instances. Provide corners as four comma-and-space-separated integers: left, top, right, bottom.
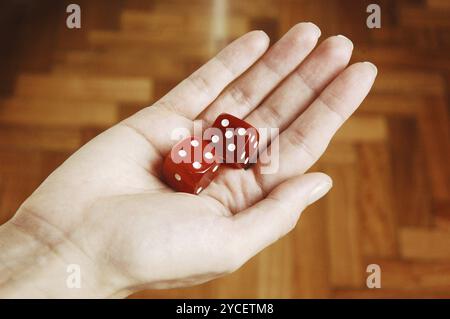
208, 113, 259, 169
162, 136, 220, 194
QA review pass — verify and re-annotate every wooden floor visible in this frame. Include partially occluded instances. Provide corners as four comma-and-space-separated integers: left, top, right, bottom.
0, 0, 449, 298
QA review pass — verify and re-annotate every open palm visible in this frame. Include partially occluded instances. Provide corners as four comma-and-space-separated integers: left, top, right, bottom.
10, 23, 376, 297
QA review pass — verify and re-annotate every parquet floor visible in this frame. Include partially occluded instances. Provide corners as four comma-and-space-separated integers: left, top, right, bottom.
0, 0, 449, 298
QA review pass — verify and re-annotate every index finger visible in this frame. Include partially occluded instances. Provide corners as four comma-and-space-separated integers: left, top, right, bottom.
122, 31, 269, 154
153, 30, 270, 120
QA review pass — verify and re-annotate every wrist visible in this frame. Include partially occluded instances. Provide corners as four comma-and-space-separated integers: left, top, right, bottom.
0, 215, 129, 298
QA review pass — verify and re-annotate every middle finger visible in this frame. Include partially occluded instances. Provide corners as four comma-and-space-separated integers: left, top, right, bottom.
245, 35, 354, 150
197, 22, 321, 126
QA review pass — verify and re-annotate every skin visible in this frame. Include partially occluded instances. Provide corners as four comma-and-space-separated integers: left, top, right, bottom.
0, 23, 377, 298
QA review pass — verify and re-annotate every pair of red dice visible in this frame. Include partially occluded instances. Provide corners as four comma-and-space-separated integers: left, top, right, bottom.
162, 113, 259, 194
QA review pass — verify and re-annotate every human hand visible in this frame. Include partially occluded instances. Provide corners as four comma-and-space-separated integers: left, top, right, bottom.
0, 23, 376, 298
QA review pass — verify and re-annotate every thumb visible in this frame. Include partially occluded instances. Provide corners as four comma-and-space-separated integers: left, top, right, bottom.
231, 172, 332, 264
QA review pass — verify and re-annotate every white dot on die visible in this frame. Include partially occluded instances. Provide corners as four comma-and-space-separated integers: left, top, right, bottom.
241, 151, 246, 159
193, 162, 201, 169
250, 135, 255, 143
212, 135, 219, 143
228, 143, 236, 151
204, 152, 213, 160
221, 119, 229, 127
225, 131, 233, 139
178, 150, 187, 157
253, 141, 258, 149
191, 140, 199, 147
174, 173, 181, 181
244, 157, 249, 164
196, 187, 203, 194
213, 165, 219, 172
238, 128, 246, 136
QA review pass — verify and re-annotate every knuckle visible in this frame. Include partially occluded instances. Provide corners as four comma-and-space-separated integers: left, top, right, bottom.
293, 68, 317, 96
229, 86, 254, 112
189, 72, 212, 97
286, 126, 317, 161
260, 58, 283, 80
214, 55, 234, 79
284, 211, 300, 234
318, 91, 347, 122
259, 104, 283, 130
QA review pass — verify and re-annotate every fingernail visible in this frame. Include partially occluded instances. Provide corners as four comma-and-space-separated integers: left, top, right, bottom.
305, 22, 321, 37
337, 34, 354, 49
253, 30, 269, 40
363, 61, 378, 74
307, 180, 333, 205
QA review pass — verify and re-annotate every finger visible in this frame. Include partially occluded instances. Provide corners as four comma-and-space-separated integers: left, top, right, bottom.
261, 62, 378, 191
198, 22, 321, 126
154, 30, 270, 120
229, 173, 332, 267
203, 62, 376, 213
121, 31, 269, 155
245, 35, 353, 149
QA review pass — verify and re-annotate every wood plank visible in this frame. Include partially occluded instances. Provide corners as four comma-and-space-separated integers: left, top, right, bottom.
120, 10, 249, 38
53, 50, 187, 79
434, 201, 450, 231
354, 46, 450, 72
367, 259, 450, 290
228, 0, 280, 18
324, 163, 363, 288
400, 6, 450, 28
210, 252, 260, 298
320, 142, 358, 164
0, 98, 118, 126
89, 30, 210, 53
14, 74, 152, 103
372, 70, 446, 96
417, 97, 450, 201
121, 11, 186, 32
129, 283, 214, 299
256, 231, 295, 298
1, 0, 450, 299
0, 150, 44, 224
358, 143, 398, 258
334, 115, 388, 142
292, 201, 330, 297
388, 118, 432, 227
0, 126, 81, 151
427, 0, 450, 10
38, 150, 71, 182
400, 227, 450, 260
0, 175, 40, 225
358, 94, 421, 116
333, 289, 450, 298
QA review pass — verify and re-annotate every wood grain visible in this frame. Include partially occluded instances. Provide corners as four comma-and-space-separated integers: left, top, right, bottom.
0, 0, 449, 299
